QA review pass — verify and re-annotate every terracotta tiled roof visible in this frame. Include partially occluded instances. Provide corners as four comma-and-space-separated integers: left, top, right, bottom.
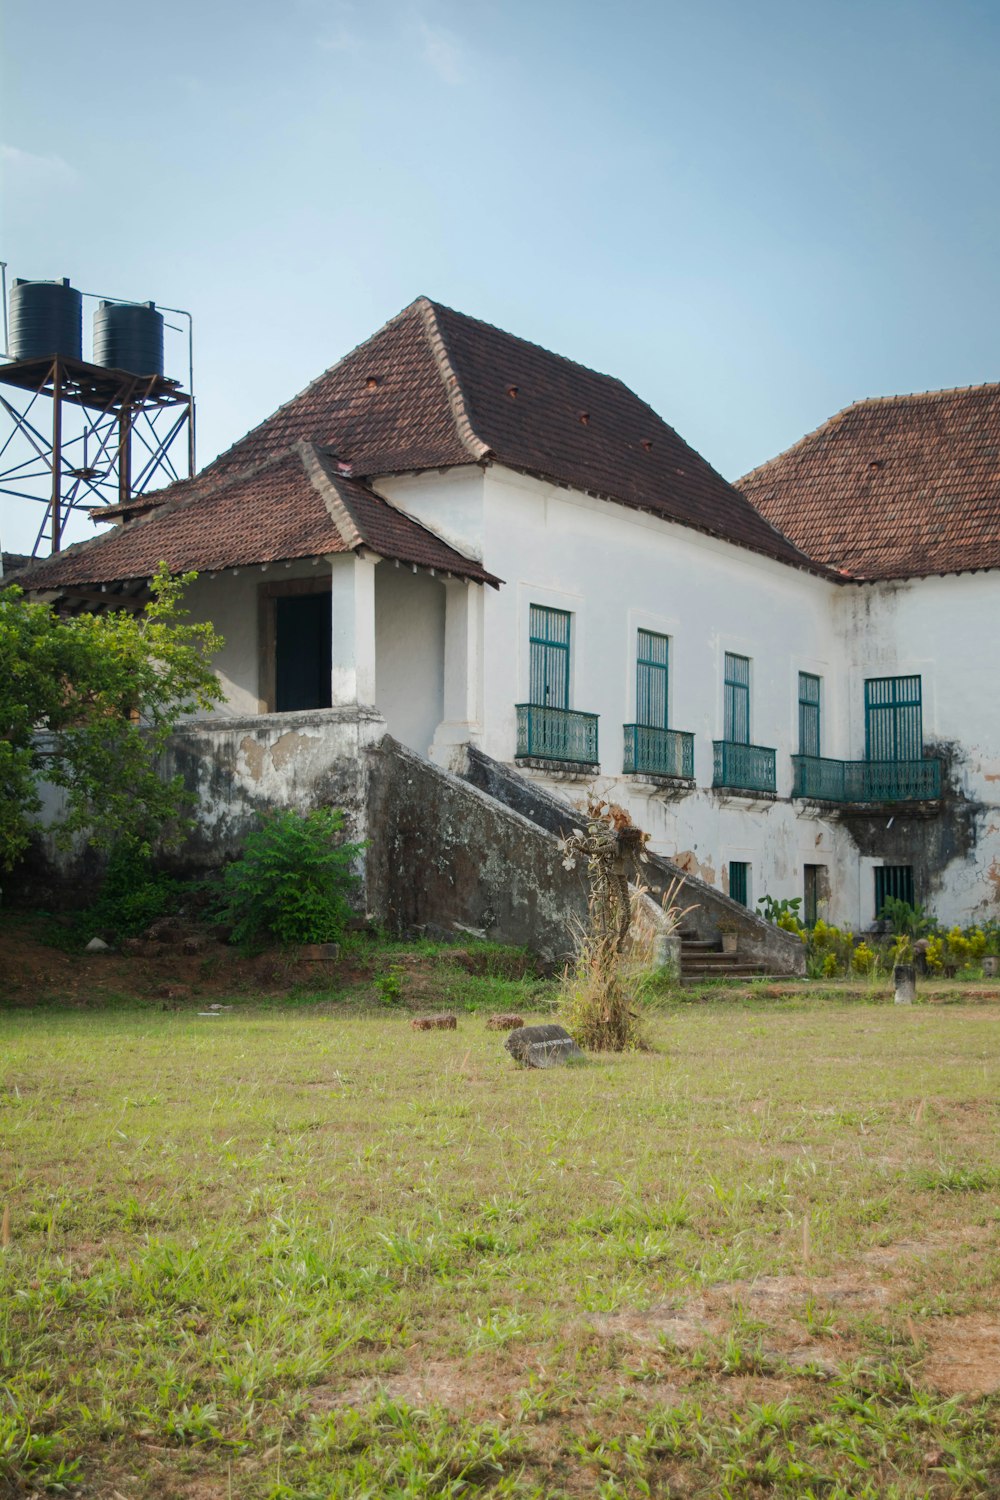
165, 297, 817, 572
14, 443, 500, 593
738, 384, 1000, 580
18, 295, 819, 592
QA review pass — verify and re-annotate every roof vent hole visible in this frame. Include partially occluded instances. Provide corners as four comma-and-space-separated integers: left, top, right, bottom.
507, 385, 518, 399
579, 411, 590, 425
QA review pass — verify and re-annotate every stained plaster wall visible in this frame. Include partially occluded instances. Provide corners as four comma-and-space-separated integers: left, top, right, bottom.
374, 564, 445, 756
364, 736, 590, 961
162, 465, 997, 932
155, 706, 382, 871
183, 558, 335, 716
828, 574, 1000, 926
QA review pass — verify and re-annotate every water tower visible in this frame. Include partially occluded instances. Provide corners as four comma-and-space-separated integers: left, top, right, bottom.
0, 273, 195, 554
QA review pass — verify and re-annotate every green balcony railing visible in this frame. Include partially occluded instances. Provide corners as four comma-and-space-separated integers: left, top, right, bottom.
713, 740, 777, 794
623, 724, 694, 779
792, 755, 941, 803
516, 704, 599, 766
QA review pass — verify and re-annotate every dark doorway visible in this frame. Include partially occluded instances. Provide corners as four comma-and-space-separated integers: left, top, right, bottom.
275, 592, 331, 712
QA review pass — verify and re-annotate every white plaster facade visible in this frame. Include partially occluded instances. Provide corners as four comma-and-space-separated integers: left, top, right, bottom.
181, 461, 999, 931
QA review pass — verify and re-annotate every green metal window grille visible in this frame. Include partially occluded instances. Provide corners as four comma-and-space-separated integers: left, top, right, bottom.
865, 676, 923, 762
875, 865, 914, 917
529, 605, 571, 710
729, 861, 749, 907
724, 653, 750, 744
798, 673, 821, 758
636, 630, 669, 728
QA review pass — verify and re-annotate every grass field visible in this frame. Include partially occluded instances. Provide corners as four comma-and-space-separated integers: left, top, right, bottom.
2, 975, 1000, 1497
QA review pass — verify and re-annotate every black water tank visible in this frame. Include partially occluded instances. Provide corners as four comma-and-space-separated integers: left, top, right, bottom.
93, 301, 164, 376
9, 278, 82, 360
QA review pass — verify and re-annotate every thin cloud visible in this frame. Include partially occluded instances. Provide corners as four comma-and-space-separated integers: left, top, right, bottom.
1, 143, 81, 187
317, 1, 365, 55
418, 20, 464, 85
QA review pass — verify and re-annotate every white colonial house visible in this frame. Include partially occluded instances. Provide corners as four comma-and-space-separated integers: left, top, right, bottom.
17, 299, 1000, 931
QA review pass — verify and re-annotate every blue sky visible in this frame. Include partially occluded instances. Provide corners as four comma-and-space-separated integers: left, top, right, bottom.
3, 0, 998, 554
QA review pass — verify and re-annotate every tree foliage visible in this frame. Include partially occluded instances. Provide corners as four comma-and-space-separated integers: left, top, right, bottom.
0, 565, 223, 870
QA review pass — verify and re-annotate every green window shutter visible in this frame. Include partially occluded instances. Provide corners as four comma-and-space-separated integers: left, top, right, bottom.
798, 673, 821, 757
875, 865, 914, 916
729, 861, 749, 906
724, 653, 750, 744
636, 630, 669, 728
865, 676, 923, 761
529, 605, 571, 710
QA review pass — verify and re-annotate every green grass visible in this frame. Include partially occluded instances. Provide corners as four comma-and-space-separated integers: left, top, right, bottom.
2, 980, 999, 1496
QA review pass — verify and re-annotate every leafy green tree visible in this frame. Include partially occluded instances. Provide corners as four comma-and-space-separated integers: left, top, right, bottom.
0, 564, 223, 870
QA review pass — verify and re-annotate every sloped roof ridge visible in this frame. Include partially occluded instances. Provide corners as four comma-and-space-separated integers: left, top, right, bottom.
198, 299, 432, 478
737, 379, 1000, 488
16, 446, 311, 589
424, 296, 645, 395
299, 442, 364, 549
416, 299, 492, 462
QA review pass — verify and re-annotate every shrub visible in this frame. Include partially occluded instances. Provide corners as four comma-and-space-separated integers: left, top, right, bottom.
756, 894, 805, 935
82, 837, 183, 939
924, 934, 945, 972
805, 918, 855, 977
878, 897, 936, 938
220, 808, 364, 948
375, 966, 405, 1005
851, 940, 880, 975
888, 934, 913, 966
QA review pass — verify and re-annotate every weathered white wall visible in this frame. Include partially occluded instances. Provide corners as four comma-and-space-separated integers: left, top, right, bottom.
374, 563, 445, 756
832, 575, 1000, 926
185, 558, 333, 716
174, 462, 999, 932
472, 465, 852, 915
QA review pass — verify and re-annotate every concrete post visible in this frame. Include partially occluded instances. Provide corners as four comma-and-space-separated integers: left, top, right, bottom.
893, 963, 916, 1005
330, 553, 377, 708
430, 578, 483, 765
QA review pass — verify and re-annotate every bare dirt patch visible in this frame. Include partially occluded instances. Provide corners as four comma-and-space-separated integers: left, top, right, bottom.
0, 916, 372, 1005
921, 1316, 1000, 1397
316, 1356, 527, 1420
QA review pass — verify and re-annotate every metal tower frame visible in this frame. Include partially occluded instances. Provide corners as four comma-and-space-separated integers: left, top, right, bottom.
0, 353, 194, 555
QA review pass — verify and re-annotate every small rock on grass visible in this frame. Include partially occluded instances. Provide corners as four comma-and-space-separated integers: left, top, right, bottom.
505, 1023, 583, 1068
411, 1014, 458, 1031
485, 1013, 524, 1031
84, 937, 111, 953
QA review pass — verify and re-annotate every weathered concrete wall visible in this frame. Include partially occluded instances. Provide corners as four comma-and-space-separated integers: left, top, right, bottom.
25, 707, 384, 889
158, 706, 382, 869
460, 746, 805, 974
365, 736, 590, 961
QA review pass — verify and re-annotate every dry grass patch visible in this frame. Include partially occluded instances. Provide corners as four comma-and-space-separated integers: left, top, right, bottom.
2, 985, 999, 1495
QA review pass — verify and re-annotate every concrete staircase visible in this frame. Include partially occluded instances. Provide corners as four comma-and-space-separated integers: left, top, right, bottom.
679, 931, 776, 983
457, 745, 805, 978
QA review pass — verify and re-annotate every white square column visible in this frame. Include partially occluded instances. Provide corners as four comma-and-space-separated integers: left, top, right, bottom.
430, 578, 484, 766
330, 552, 378, 707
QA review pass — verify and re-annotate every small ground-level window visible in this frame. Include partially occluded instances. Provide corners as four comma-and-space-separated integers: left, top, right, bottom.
729, 861, 750, 906
875, 865, 914, 917
803, 863, 828, 927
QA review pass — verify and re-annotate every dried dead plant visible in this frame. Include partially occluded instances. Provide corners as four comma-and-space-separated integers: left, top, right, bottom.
557, 797, 652, 1051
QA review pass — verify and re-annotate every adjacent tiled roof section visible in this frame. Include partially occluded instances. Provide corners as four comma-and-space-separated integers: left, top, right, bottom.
1, 551, 31, 579
199, 297, 816, 572
738, 384, 1000, 580
13, 443, 500, 593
